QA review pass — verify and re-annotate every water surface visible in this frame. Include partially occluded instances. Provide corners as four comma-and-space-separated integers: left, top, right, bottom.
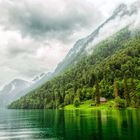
0, 109, 140, 140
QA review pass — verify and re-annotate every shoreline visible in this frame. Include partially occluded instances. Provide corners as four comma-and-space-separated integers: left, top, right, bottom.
62, 100, 139, 111
8, 100, 140, 110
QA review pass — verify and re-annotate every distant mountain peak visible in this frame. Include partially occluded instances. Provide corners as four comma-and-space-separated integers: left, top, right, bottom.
113, 3, 127, 15
12, 78, 28, 83
32, 73, 46, 82
0, 78, 31, 107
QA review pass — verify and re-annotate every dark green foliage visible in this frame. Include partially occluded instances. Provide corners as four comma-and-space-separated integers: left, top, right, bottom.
95, 81, 100, 106
115, 97, 127, 108
130, 78, 137, 107
73, 97, 80, 107
8, 28, 140, 109
114, 80, 119, 97
123, 78, 130, 106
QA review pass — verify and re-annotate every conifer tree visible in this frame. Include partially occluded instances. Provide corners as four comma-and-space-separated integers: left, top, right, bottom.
130, 78, 137, 107
123, 78, 130, 106
95, 80, 100, 106
114, 80, 119, 98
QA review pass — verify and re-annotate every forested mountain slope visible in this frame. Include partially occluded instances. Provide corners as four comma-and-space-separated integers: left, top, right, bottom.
4, 3, 139, 108
53, 3, 139, 75
9, 28, 140, 109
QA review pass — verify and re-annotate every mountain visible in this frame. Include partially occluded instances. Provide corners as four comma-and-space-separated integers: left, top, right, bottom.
0, 79, 31, 107
54, 3, 139, 75
7, 3, 139, 105
0, 72, 52, 107
8, 27, 140, 109
32, 72, 52, 84
8, 2, 140, 109
17, 72, 52, 98
32, 73, 45, 82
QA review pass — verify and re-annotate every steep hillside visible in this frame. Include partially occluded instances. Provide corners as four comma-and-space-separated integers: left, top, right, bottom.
9, 28, 140, 109
54, 3, 139, 75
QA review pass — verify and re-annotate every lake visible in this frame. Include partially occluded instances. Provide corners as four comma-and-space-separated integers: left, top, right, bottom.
0, 109, 140, 140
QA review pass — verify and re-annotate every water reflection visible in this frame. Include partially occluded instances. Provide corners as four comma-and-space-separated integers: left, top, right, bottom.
0, 109, 140, 140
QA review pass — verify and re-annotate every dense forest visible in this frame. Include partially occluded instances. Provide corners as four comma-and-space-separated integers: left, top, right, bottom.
9, 28, 140, 109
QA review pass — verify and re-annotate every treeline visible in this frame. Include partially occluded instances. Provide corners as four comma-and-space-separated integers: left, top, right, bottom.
9, 28, 140, 109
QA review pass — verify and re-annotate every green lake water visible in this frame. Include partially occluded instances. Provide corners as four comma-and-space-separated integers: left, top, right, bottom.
0, 109, 140, 140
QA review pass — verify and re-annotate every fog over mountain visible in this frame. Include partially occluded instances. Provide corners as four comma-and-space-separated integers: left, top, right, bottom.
54, 1, 140, 74
0, 79, 31, 107
0, 0, 138, 89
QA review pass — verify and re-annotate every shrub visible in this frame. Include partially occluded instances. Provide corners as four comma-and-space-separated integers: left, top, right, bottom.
91, 102, 96, 106
107, 101, 115, 108
115, 97, 127, 108
73, 97, 80, 107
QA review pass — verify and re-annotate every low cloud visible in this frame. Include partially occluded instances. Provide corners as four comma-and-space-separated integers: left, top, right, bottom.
0, 0, 102, 42
86, 1, 140, 52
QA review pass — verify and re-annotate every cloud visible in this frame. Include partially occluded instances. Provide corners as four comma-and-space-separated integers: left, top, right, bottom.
0, 0, 105, 88
0, 25, 71, 87
85, 0, 140, 52
0, 0, 103, 42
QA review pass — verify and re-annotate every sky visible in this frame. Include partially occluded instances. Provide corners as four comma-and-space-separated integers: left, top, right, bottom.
0, 0, 138, 88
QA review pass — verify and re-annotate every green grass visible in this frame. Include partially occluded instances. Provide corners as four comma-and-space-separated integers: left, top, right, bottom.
64, 100, 116, 110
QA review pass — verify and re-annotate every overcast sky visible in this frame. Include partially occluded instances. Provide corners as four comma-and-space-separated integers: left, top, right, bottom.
0, 0, 137, 88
